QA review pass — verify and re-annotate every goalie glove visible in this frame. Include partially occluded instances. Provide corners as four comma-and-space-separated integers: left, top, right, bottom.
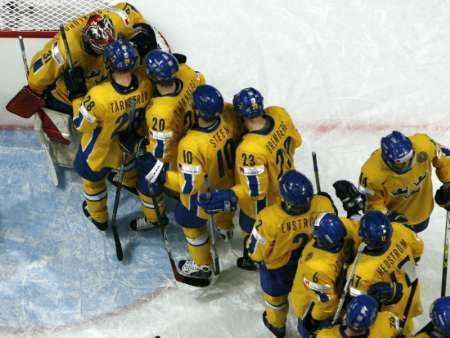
333, 180, 365, 218
63, 66, 87, 101
130, 23, 158, 57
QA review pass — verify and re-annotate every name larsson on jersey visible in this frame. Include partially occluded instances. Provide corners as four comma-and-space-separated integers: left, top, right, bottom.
376, 239, 408, 277
266, 120, 288, 154
110, 92, 150, 113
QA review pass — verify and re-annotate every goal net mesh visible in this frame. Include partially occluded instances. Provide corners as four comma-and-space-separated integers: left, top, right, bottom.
0, 0, 113, 36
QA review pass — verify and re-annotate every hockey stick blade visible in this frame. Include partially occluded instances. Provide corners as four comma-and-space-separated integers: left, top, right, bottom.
113, 225, 124, 261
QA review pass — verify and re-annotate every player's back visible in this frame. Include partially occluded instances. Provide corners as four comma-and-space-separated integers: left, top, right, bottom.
234, 106, 302, 218
145, 63, 205, 168
74, 70, 152, 171
349, 222, 423, 319
256, 195, 334, 269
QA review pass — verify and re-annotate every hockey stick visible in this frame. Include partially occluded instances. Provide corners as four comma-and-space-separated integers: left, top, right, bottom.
441, 210, 450, 296
150, 193, 211, 287
59, 25, 74, 69
18, 36, 59, 186
332, 242, 367, 325
109, 99, 137, 261
204, 177, 220, 276
312, 152, 321, 193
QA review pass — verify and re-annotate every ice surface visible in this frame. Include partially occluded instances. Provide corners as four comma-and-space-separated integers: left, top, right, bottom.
1, 0, 450, 337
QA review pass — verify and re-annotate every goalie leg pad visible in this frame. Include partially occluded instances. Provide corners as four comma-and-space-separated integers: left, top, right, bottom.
37, 108, 71, 144
6, 85, 45, 118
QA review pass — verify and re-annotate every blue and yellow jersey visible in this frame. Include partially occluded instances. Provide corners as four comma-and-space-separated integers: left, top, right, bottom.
315, 311, 401, 338
73, 68, 152, 172
360, 134, 450, 226
28, 2, 145, 105
349, 222, 424, 321
232, 106, 302, 219
145, 64, 205, 169
247, 195, 334, 270
165, 104, 241, 219
291, 237, 345, 321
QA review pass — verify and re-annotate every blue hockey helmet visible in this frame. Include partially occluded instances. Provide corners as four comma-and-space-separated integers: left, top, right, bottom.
192, 85, 224, 122
145, 49, 179, 85
359, 211, 392, 253
103, 39, 138, 72
430, 297, 450, 337
345, 295, 379, 331
232, 87, 264, 119
313, 213, 347, 251
279, 170, 314, 215
381, 131, 415, 174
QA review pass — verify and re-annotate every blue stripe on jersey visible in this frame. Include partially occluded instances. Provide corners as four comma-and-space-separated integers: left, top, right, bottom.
155, 139, 164, 159
248, 234, 258, 255
85, 127, 101, 159
247, 175, 259, 197
32, 58, 43, 73
73, 112, 84, 130
182, 173, 193, 194
256, 198, 267, 213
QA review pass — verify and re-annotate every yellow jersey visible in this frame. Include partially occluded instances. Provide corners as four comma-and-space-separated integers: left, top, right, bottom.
247, 195, 334, 270
145, 64, 205, 169
315, 311, 401, 338
349, 222, 424, 321
232, 106, 302, 219
28, 2, 145, 105
73, 69, 152, 171
291, 238, 345, 321
360, 134, 450, 226
165, 104, 242, 219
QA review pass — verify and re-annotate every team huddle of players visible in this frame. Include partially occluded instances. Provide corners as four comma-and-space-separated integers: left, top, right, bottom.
8, 2, 450, 337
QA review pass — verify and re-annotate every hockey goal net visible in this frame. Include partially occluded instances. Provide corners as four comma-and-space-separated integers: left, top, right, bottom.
0, 0, 113, 37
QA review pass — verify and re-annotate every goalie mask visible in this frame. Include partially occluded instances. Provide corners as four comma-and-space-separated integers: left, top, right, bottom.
82, 14, 116, 55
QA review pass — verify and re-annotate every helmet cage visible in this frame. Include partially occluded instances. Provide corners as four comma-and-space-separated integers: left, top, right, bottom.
83, 15, 116, 54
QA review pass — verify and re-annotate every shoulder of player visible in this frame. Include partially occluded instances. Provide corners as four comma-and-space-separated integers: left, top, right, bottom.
257, 203, 287, 223
85, 83, 111, 102
310, 194, 334, 210
361, 149, 389, 185
236, 136, 265, 157
145, 99, 177, 122
410, 133, 437, 158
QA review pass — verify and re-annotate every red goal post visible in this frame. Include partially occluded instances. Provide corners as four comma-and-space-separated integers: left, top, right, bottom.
0, 0, 113, 38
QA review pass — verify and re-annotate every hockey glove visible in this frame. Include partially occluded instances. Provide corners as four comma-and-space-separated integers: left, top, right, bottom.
435, 184, 450, 211
368, 281, 403, 306
63, 66, 87, 101
333, 180, 365, 218
135, 147, 166, 188
197, 189, 238, 214
119, 130, 141, 154
130, 23, 158, 57
386, 211, 408, 223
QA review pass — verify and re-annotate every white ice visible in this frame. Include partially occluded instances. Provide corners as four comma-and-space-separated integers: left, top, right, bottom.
1, 0, 449, 337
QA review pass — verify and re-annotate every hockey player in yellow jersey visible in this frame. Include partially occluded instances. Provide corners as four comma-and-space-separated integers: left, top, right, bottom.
412, 296, 450, 338
245, 171, 335, 338
72, 39, 151, 230
315, 295, 401, 338
348, 211, 424, 336
358, 131, 450, 233
140, 85, 241, 278
130, 50, 205, 230
292, 213, 350, 337
198, 87, 302, 270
